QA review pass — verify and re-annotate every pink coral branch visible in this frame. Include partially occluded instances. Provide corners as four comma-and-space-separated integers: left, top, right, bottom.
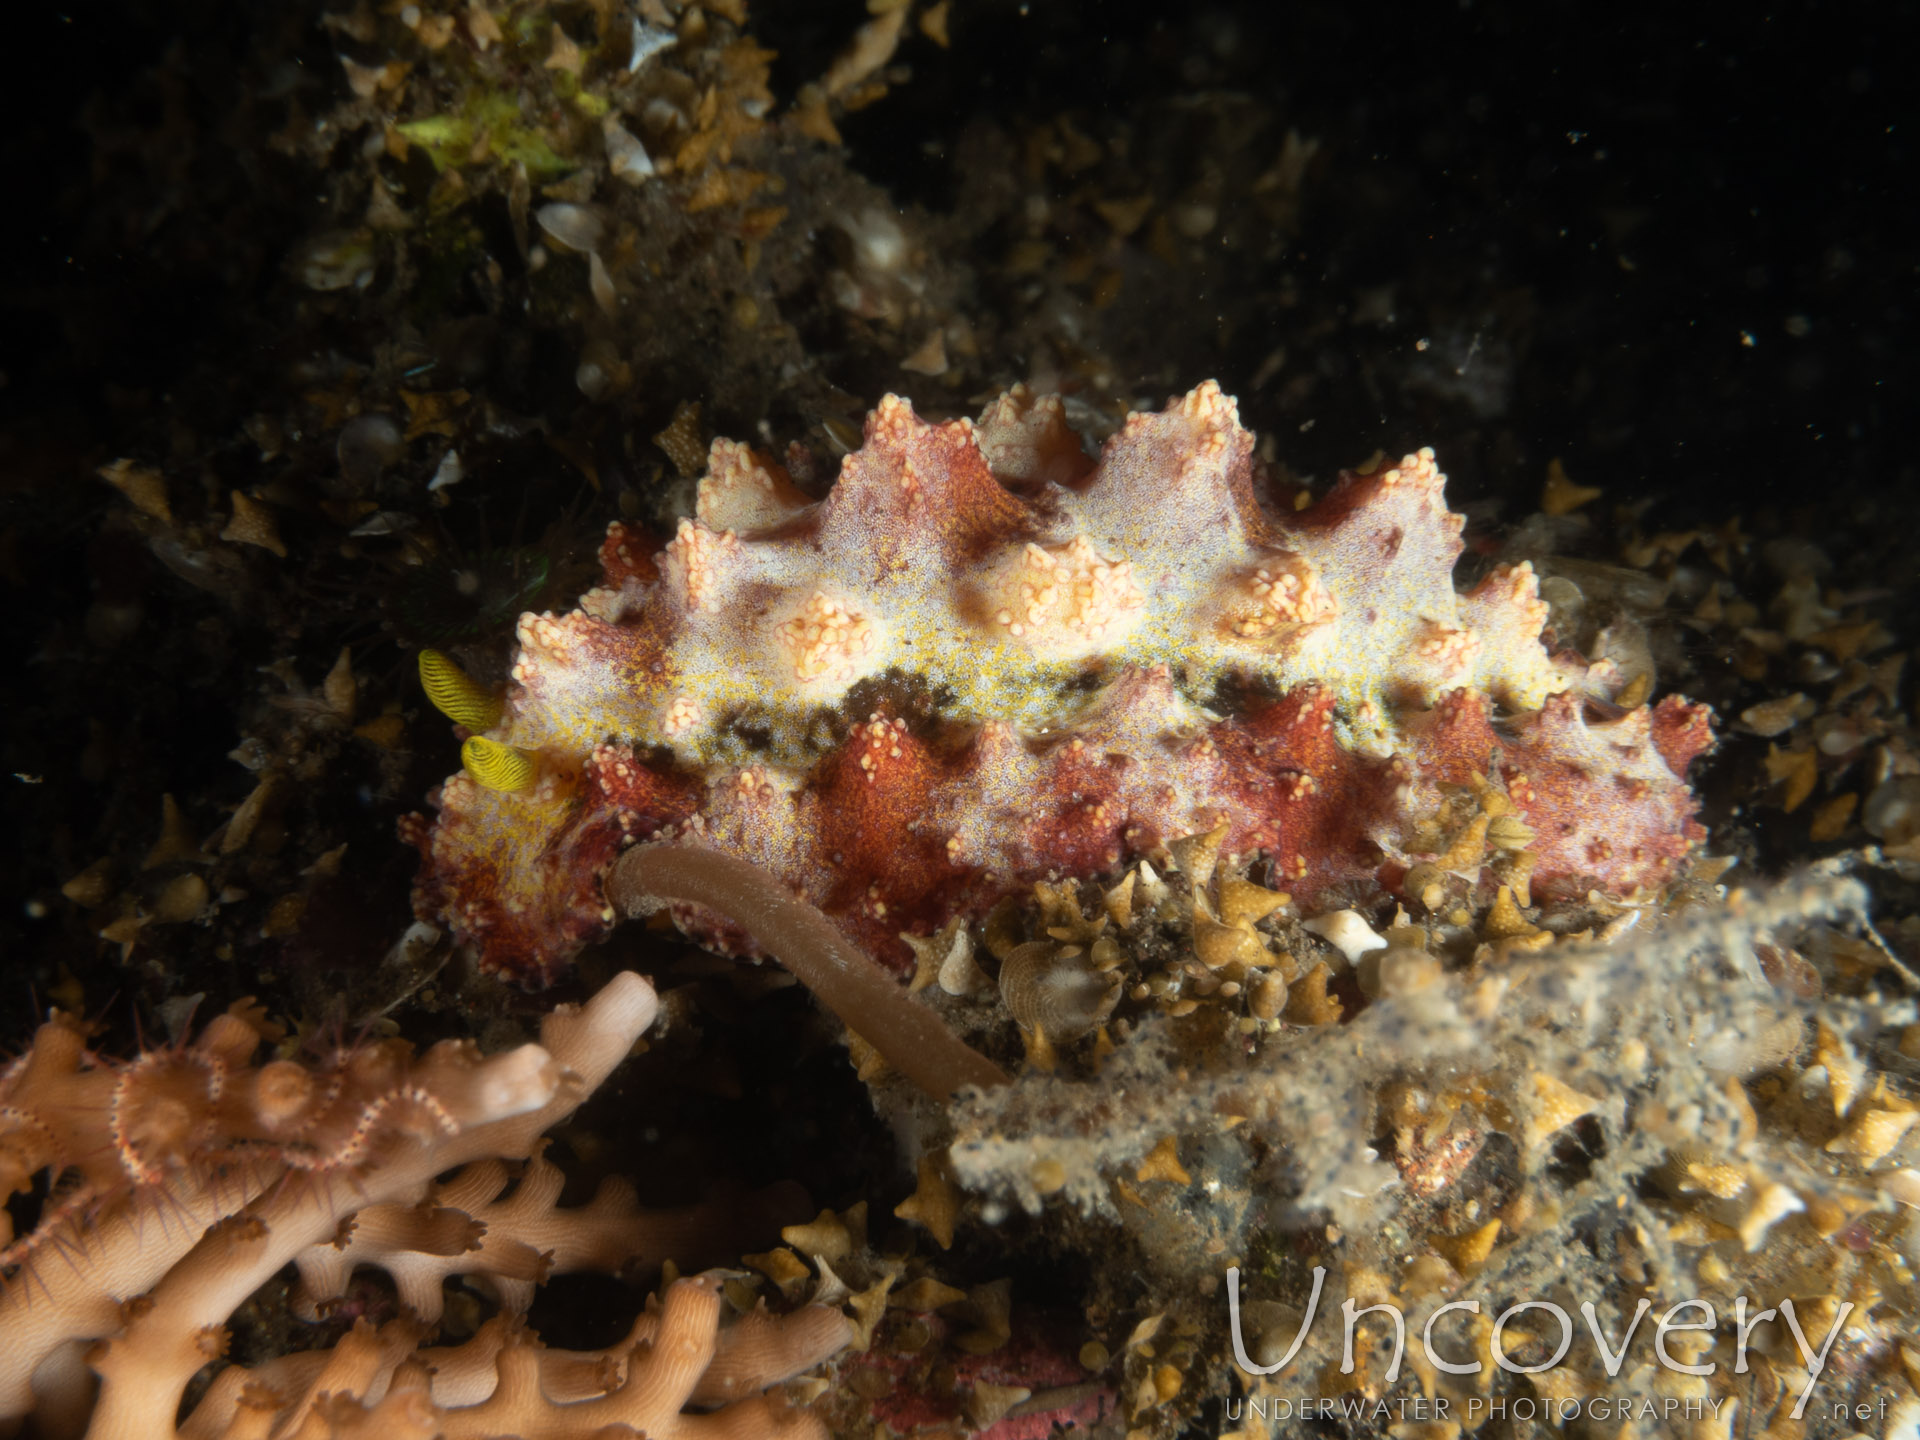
78, 976, 657, 1438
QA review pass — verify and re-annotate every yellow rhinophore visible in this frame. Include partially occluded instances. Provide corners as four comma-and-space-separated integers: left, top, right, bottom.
419, 649, 504, 730
461, 736, 536, 792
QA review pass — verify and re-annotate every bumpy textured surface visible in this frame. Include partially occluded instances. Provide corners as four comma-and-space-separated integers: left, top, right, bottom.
406, 383, 1712, 985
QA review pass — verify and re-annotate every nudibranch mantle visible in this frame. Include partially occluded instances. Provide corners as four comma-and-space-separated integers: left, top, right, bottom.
404, 382, 1712, 986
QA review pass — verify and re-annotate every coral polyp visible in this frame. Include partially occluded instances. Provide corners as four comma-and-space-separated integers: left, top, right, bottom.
406, 383, 1712, 986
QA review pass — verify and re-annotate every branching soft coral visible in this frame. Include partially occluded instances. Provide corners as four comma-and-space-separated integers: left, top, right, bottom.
2, 987, 586, 1424
290, 1141, 809, 1324
178, 1275, 848, 1440
0, 973, 850, 1440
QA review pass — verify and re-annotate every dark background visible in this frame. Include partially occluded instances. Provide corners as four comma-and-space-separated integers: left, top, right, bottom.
8, 1, 1909, 512
1, 0, 1913, 1016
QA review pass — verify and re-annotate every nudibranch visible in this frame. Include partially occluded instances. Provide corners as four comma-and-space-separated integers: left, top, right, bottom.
403, 382, 1712, 987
